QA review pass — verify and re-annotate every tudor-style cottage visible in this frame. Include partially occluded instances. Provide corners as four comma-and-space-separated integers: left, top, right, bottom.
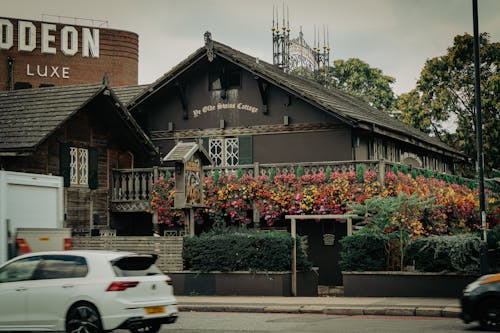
110, 34, 467, 285
123, 34, 465, 174
0, 84, 158, 235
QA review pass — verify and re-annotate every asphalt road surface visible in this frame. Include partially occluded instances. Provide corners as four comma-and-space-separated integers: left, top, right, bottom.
152, 312, 484, 333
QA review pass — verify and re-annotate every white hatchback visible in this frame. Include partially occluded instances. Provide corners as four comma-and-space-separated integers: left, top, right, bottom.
0, 250, 178, 333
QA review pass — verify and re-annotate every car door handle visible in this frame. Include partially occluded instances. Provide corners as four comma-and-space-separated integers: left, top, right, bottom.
15, 287, 27, 291
62, 284, 74, 288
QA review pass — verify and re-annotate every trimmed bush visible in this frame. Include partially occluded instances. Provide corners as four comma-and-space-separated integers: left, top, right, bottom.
339, 232, 388, 271
405, 234, 481, 273
183, 229, 312, 272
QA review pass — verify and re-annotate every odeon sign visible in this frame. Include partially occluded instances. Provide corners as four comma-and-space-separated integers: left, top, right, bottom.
0, 18, 100, 79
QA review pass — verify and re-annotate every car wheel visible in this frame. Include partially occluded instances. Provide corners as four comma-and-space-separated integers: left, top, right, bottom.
129, 322, 161, 333
66, 303, 103, 333
479, 297, 500, 331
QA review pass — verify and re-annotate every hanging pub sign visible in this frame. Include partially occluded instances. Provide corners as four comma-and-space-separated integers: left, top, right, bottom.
162, 141, 212, 209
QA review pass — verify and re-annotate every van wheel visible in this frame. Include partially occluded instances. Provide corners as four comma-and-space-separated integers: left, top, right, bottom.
66, 303, 103, 333
479, 297, 500, 331
129, 323, 161, 333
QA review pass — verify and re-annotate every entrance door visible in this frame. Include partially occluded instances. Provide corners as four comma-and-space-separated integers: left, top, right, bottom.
297, 220, 347, 286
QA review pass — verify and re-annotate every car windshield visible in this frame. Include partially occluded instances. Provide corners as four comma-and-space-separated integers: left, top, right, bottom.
111, 255, 163, 277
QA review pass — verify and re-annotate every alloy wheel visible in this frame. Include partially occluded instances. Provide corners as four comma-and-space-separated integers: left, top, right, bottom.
66, 304, 103, 333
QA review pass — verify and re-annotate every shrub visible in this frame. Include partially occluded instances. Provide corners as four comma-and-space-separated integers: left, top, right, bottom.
339, 231, 388, 271
183, 229, 312, 272
405, 234, 481, 273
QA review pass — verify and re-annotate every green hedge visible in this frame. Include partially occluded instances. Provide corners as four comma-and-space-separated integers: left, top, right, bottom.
405, 234, 481, 273
183, 230, 312, 272
339, 232, 388, 271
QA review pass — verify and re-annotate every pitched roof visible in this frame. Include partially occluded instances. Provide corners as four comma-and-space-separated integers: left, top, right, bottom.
113, 84, 149, 106
127, 39, 464, 159
0, 84, 157, 156
163, 141, 212, 165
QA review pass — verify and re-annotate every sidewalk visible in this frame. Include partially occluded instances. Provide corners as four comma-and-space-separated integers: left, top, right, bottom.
176, 296, 462, 318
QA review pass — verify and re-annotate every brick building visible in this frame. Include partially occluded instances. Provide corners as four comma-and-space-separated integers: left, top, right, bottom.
0, 16, 138, 90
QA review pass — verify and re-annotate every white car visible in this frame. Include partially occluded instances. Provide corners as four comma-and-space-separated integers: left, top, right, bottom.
0, 250, 178, 333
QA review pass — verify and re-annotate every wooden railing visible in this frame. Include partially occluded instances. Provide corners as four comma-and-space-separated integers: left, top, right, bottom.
110, 160, 465, 211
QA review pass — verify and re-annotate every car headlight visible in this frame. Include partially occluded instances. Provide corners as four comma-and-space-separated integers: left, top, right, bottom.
464, 280, 482, 294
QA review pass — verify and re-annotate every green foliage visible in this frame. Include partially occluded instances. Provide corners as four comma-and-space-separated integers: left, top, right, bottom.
400, 163, 408, 175
350, 192, 434, 270
213, 169, 220, 184
164, 170, 171, 181
237, 169, 243, 180
424, 169, 432, 178
397, 33, 500, 175
356, 164, 365, 183
183, 229, 312, 272
325, 166, 332, 181
339, 231, 388, 271
405, 234, 480, 273
411, 169, 417, 180
296, 165, 304, 178
269, 168, 276, 182
392, 164, 398, 174
291, 58, 396, 113
329, 58, 396, 112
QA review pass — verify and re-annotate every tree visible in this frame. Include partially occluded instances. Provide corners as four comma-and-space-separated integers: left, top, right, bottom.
397, 33, 500, 175
290, 58, 397, 113
329, 58, 397, 113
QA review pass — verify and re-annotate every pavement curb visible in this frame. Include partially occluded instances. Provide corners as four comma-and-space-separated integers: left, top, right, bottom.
178, 304, 460, 318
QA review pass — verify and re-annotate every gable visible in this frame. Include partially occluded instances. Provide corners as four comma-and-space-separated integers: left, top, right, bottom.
127, 38, 465, 160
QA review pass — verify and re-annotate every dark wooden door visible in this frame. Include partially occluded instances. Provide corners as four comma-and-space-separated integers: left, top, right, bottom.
297, 220, 347, 286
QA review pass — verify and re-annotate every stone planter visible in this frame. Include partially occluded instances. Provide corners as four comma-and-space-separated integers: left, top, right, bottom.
168, 270, 318, 296
342, 271, 480, 297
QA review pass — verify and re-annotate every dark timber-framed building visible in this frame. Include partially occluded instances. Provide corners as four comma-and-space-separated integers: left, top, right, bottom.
122, 34, 465, 173
0, 33, 467, 284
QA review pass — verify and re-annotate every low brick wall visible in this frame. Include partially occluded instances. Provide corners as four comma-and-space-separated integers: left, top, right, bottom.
168, 270, 318, 296
72, 236, 184, 272
343, 271, 479, 297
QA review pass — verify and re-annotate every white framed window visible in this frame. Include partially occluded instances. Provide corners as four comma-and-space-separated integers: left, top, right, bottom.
209, 138, 239, 167
70, 147, 88, 185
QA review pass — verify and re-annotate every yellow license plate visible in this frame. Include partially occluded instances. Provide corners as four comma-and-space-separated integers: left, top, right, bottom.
145, 306, 165, 315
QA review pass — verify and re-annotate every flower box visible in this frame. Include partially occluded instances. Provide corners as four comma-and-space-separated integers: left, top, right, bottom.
168, 270, 318, 296
342, 271, 480, 297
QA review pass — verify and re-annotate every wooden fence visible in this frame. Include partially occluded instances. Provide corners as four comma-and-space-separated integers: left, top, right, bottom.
72, 236, 184, 272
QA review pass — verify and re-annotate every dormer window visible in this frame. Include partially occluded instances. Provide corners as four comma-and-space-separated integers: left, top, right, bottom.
209, 70, 241, 91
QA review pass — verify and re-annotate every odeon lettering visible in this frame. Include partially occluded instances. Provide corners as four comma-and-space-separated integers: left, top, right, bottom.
192, 103, 259, 118
0, 18, 99, 58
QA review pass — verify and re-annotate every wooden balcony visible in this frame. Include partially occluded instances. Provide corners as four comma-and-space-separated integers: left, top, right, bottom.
109, 160, 455, 213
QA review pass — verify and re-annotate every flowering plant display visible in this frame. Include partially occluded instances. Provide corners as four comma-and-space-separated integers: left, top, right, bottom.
149, 175, 186, 227
149, 167, 499, 238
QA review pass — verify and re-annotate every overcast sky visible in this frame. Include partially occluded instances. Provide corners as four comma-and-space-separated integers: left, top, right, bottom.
3, 0, 499, 95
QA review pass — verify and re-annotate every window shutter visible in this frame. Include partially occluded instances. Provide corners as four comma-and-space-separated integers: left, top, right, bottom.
59, 143, 71, 187
88, 147, 98, 189
238, 135, 253, 165
201, 137, 209, 152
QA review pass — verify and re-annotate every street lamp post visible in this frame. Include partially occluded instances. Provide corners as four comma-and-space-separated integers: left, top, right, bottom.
472, 0, 488, 274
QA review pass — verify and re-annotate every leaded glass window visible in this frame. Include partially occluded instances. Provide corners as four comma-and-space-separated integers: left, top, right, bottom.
69, 147, 88, 185
209, 138, 239, 167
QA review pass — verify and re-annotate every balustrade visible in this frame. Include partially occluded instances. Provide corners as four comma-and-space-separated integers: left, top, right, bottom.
110, 160, 463, 211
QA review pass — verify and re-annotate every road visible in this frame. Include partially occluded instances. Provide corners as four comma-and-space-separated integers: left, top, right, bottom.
152, 312, 482, 333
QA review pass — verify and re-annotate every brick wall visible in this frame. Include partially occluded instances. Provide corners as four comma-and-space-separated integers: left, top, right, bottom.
72, 236, 184, 272
0, 17, 138, 90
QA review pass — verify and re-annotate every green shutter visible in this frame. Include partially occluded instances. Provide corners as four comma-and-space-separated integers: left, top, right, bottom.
201, 137, 209, 152
59, 143, 71, 187
238, 135, 253, 165
88, 147, 98, 189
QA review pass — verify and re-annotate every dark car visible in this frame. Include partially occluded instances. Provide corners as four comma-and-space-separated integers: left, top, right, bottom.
460, 273, 500, 331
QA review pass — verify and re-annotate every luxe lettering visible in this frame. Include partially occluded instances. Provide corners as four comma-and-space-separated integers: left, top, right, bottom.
26, 64, 70, 79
